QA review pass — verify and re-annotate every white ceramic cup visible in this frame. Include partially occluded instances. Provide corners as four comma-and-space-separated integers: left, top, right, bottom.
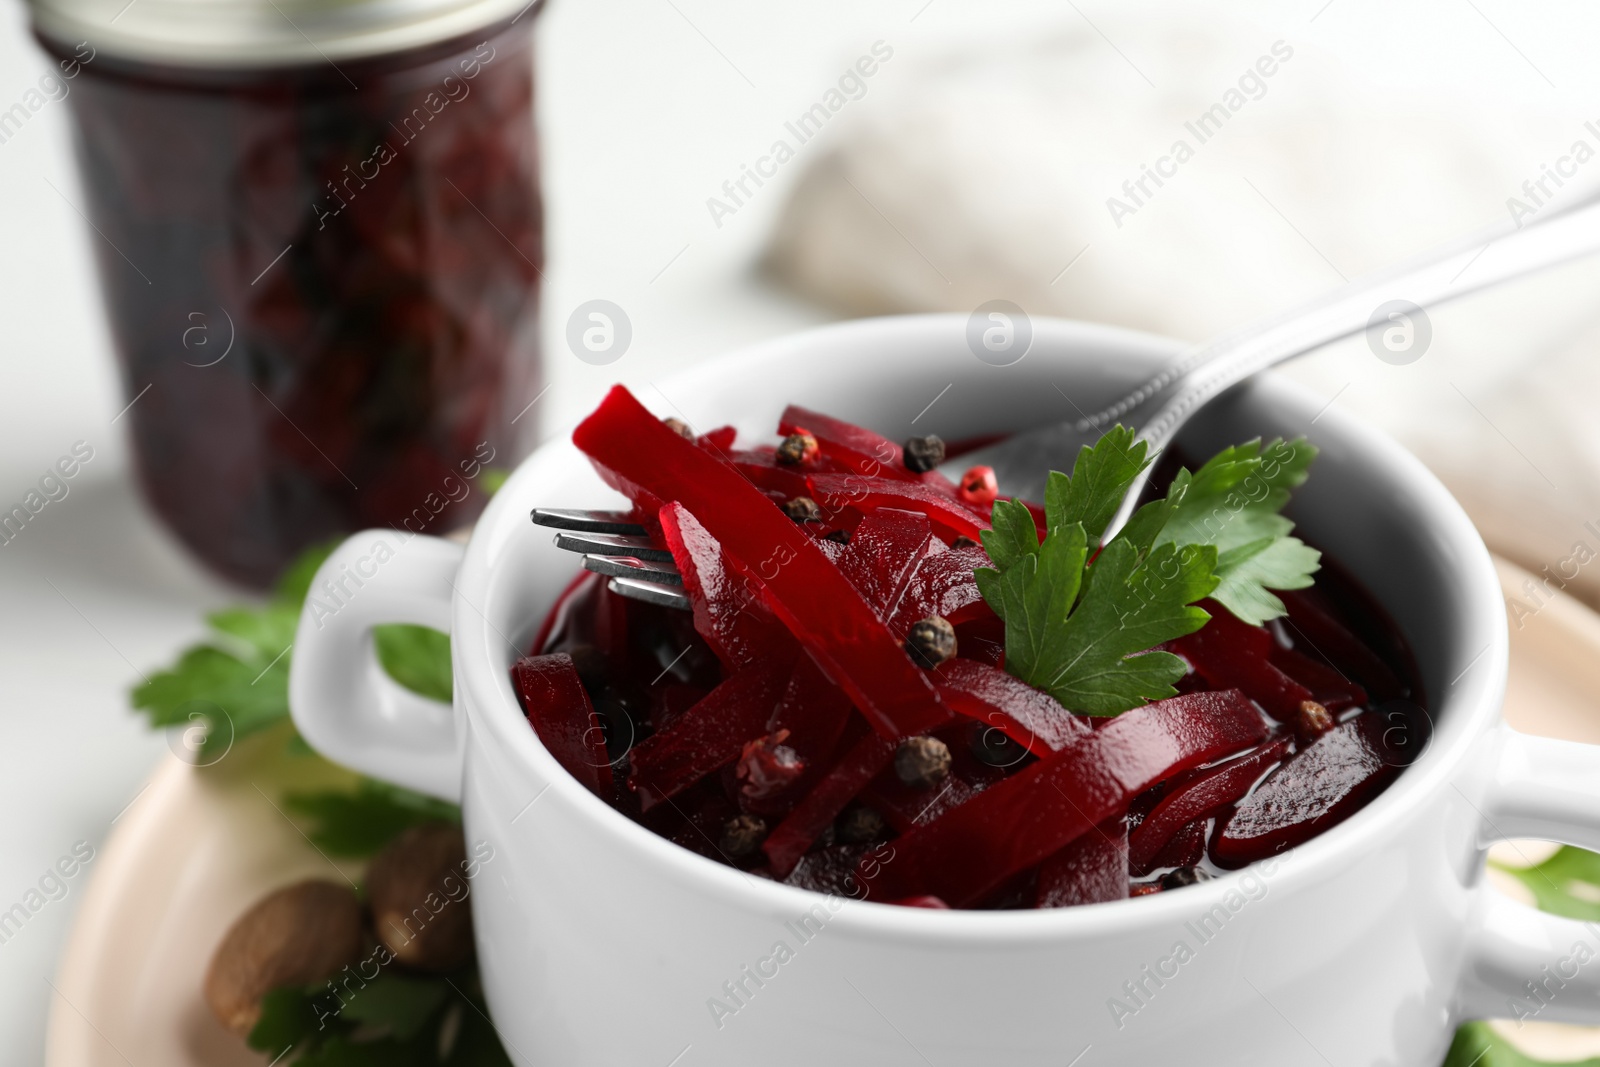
291, 315, 1600, 1066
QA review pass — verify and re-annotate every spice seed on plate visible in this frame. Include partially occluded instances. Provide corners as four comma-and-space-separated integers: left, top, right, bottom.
720, 814, 768, 857
782, 496, 823, 523
905, 616, 957, 668
896, 735, 952, 789
902, 434, 946, 473
776, 431, 819, 465
663, 417, 696, 440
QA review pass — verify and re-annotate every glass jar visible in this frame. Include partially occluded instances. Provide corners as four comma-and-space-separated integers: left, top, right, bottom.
29, 0, 545, 587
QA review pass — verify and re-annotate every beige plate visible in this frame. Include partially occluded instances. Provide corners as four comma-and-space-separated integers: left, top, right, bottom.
43, 557, 1600, 1065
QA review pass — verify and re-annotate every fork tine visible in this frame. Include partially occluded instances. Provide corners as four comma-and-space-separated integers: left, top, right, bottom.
607, 575, 691, 610
583, 555, 684, 585
553, 531, 675, 562
531, 507, 647, 535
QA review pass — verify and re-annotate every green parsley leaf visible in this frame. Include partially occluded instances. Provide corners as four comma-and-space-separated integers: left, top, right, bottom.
1150, 437, 1320, 625
1442, 1020, 1600, 1067
1042, 425, 1150, 545
979, 528, 1218, 715
1490, 845, 1600, 922
375, 624, 454, 704
284, 779, 460, 858
979, 497, 1046, 573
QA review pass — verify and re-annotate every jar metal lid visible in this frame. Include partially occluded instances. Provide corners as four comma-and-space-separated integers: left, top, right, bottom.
28, 0, 541, 68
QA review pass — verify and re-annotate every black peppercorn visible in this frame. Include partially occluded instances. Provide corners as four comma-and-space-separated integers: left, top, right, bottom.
663, 417, 695, 440
720, 814, 768, 858
836, 804, 887, 844
904, 616, 957, 668
895, 736, 952, 789
951, 535, 978, 549
1159, 866, 1213, 890
902, 434, 946, 474
776, 432, 819, 465
783, 496, 822, 523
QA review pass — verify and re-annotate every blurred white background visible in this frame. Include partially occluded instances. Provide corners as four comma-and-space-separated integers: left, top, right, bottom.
4, 0, 1600, 1060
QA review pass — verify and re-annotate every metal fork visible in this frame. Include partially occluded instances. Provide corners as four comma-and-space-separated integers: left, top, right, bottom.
539, 181, 1600, 607
532, 508, 691, 610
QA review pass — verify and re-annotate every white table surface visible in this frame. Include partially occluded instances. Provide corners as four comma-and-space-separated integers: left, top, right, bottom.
1, 0, 1596, 1061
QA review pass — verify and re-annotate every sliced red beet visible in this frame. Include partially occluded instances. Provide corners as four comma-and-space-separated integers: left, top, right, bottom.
573, 386, 950, 738
953, 615, 1005, 668
934, 658, 1089, 753
780, 404, 956, 491
626, 663, 789, 811
1036, 816, 1128, 908
762, 732, 898, 877
1127, 736, 1292, 873
1279, 588, 1406, 701
890, 895, 951, 909
892, 546, 993, 631
658, 502, 791, 672
696, 425, 737, 452
859, 689, 1269, 906
1269, 644, 1367, 711
767, 657, 855, 776
1211, 716, 1397, 868
513, 653, 613, 798
729, 448, 818, 499
837, 508, 940, 622
1171, 603, 1311, 722
1139, 818, 1207, 874
867, 769, 983, 834
806, 474, 990, 545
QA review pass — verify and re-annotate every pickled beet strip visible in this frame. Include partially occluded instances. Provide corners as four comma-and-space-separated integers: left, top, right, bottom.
627, 663, 789, 811
807, 473, 989, 544
763, 732, 898, 877
729, 449, 818, 499
1278, 588, 1407, 702
1036, 816, 1128, 908
1127, 736, 1291, 873
1269, 645, 1366, 711
1140, 818, 1207, 875
1171, 603, 1311, 722
513, 653, 613, 799
868, 772, 983, 834
779, 404, 955, 491
891, 546, 993, 632
934, 658, 1090, 753
1212, 717, 1397, 868
658, 503, 791, 672
837, 508, 940, 623
768, 656, 855, 765
574, 386, 950, 738
859, 689, 1270, 906
697, 425, 737, 452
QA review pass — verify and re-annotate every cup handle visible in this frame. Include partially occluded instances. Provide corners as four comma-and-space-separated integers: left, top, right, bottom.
288, 531, 465, 803
1458, 728, 1600, 1022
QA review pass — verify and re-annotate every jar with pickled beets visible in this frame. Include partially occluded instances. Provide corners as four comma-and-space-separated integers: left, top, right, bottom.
26, 0, 547, 586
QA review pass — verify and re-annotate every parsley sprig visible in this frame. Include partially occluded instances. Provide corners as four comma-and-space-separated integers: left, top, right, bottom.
975, 426, 1321, 716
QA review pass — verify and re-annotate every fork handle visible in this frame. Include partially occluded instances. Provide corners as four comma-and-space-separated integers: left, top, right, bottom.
1103, 194, 1600, 536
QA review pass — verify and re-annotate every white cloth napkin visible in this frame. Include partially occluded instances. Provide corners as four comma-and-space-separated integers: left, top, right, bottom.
764, 11, 1600, 606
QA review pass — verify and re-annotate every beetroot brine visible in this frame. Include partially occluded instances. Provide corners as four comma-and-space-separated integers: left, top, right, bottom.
513, 388, 1426, 910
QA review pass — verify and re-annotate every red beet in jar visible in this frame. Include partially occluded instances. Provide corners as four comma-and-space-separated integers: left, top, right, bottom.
27, 0, 546, 586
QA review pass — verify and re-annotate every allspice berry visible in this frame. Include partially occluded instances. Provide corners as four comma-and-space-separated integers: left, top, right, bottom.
720, 814, 768, 858
776, 431, 819, 465
366, 822, 475, 974
663, 417, 695, 439
1294, 699, 1336, 746
782, 496, 823, 523
204, 879, 364, 1036
895, 736, 952, 789
902, 434, 946, 474
904, 616, 957, 668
